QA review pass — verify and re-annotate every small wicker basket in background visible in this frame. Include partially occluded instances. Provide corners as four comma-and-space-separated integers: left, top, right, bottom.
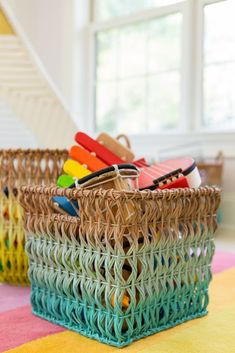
197, 152, 224, 187
0, 149, 68, 285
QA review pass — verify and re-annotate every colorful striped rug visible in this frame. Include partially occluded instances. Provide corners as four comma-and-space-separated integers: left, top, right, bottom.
0, 251, 235, 353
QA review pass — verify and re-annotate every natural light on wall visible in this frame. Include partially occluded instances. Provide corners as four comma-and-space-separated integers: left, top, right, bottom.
92, 0, 235, 134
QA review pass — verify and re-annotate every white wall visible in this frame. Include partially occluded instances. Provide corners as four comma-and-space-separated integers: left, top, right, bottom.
72, 0, 90, 129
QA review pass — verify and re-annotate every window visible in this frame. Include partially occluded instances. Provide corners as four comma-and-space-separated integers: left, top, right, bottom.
90, 0, 235, 134
94, 0, 182, 21
95, 13, 182, 133
204, 0, 235, 129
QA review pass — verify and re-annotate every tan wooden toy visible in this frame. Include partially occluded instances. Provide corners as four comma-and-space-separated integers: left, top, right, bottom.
97, 133, 135, 162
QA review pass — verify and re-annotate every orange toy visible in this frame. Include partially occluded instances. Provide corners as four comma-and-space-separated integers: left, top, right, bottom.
69, 145, 107, 172
111, 291, 130, 310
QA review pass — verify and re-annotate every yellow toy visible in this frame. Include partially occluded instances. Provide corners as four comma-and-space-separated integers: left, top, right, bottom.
63, 160, 91, 179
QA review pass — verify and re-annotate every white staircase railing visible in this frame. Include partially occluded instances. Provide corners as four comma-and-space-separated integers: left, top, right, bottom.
0, 1, 78, 148
0, 95, 37, 147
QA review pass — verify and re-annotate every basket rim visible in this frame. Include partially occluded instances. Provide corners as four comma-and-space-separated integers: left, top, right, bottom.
0, 148, 68, 155
20, 185, 221, 200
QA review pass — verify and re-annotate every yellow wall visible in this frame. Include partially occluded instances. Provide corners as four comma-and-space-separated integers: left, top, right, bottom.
0, 8, 14, 34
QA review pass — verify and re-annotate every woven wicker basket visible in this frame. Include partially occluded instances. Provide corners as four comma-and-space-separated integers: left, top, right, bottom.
20, 185, 220, 347
0, 149, 68, 285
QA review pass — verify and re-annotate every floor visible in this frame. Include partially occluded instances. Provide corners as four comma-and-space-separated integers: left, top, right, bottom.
215, 226, 235, 252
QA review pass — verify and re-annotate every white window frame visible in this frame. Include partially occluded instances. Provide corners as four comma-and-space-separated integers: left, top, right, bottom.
78, 0, 235, 158
194, 0, 229, 133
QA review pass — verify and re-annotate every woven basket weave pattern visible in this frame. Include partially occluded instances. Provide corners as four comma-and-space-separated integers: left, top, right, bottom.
20, 186, 220, 346
0, 149, 68, 285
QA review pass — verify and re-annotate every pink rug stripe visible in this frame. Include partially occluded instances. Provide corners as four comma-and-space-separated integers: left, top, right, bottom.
212, 251, 235, 274
0, 305, 64, 352
0, 285, 30, 313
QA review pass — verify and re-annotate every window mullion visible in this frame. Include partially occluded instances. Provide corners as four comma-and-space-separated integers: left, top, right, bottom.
181, 0, 203, 133
181, 1, 192, 132
203, 0, 226, 5
91, 2, 185, 32
88, 26, 96, 134
193, 0, 204, 131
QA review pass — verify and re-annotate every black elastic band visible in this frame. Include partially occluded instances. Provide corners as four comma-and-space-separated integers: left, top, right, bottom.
76, 163, 138, 185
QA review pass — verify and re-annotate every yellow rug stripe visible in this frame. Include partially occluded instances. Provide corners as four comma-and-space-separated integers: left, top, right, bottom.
0, 8, 14, 34
208, 267, 235, 311
6, 269, 235, 353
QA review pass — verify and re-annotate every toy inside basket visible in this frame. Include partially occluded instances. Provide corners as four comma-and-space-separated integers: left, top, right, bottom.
20, 185, 220, 346
0, 149, 68, 285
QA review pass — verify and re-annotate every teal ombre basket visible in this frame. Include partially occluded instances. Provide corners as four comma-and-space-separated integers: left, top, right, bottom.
20, 186, 220, 347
